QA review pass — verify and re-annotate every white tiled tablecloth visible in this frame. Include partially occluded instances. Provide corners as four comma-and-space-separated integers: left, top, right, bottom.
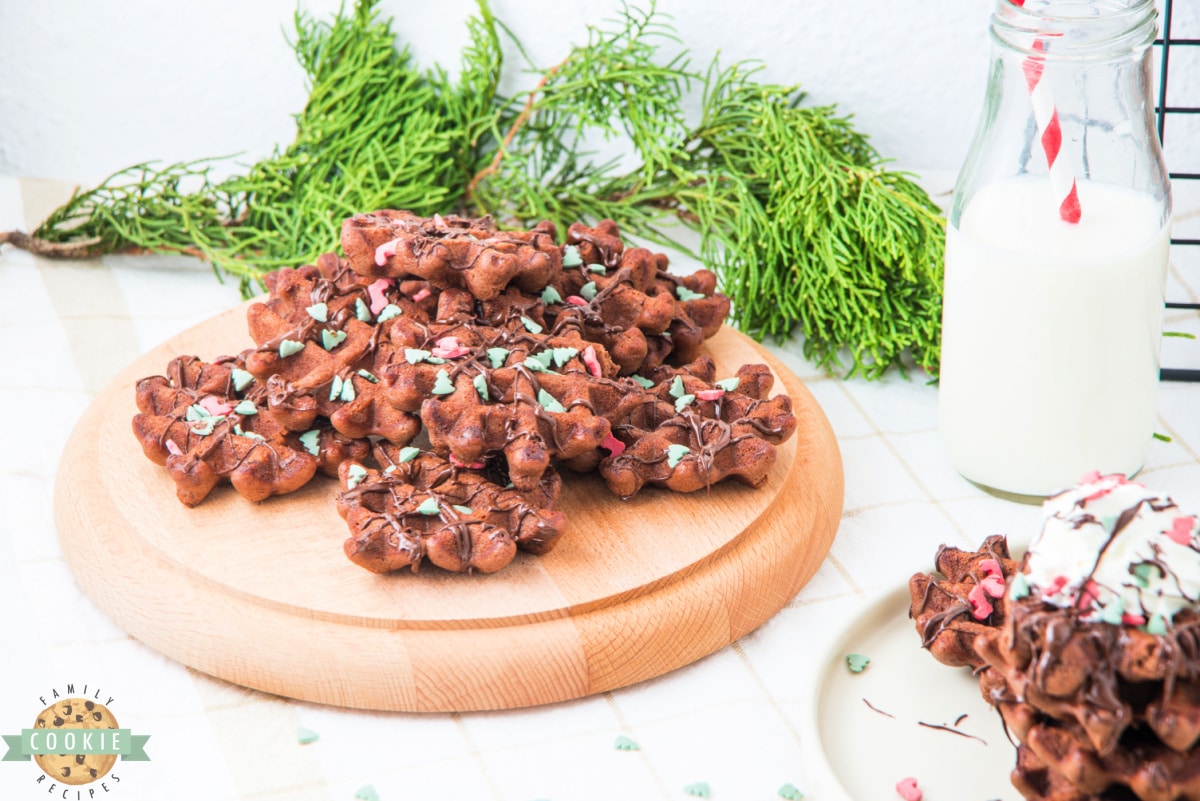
0, 173, 1198, 801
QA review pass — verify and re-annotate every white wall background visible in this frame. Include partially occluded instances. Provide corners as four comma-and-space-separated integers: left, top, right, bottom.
0, 0, 1196, 185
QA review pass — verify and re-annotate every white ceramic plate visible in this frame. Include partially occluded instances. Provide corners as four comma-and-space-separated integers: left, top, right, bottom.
804, 584, 1021, 801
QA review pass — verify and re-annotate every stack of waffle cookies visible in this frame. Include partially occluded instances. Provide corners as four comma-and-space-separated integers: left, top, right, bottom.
911, 473, 1200, 801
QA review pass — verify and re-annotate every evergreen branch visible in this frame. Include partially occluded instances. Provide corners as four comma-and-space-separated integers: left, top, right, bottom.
464, 58, 567, 205
0, 229, 102, 258
2, 0, 948, 378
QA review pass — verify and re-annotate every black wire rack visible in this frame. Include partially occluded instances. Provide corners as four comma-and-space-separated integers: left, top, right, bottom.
1156, 0, 1200, 381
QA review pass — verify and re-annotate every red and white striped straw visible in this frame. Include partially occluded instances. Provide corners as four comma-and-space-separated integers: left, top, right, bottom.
1011, 0, 1083, 224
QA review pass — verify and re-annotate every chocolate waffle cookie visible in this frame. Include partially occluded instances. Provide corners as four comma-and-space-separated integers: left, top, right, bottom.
130, 210, 801, 579
336, 447, 566, 574
910, 473, 1200, 801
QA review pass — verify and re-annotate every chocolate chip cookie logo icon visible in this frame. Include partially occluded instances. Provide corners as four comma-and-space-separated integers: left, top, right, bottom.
2, 686, 150, 794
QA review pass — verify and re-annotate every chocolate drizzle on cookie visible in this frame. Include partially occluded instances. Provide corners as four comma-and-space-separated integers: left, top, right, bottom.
132, 212, 797, 575
909, 535, 1019, 669
910, 475, 1200, 800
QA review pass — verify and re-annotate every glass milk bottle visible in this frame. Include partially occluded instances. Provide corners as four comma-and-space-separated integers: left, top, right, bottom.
939, 0, 1172, 499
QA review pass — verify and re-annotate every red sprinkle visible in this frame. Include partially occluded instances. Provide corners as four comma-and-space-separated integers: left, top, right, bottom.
695, 389, 726, 402
600, 433, 626, 458
582, 346, 603, 378
967, 584, 994, 620
374, 239, 401, 267
1168, 516, 1195, 546
166, 440, 183, 456
1047, 575, 1069, 595
412, 287, 432, 303
1077, 580, 1101, 611
199, 396, 233, 416
367, 278, 392, 315
448, 453, 485, 470
895, 777, 922, 801
566, 295, 588, 306
1123, 612, 1147, 626
981, 573, 1006, 599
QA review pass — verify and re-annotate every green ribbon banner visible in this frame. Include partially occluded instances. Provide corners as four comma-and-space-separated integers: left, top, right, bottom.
2, 730, 150, 762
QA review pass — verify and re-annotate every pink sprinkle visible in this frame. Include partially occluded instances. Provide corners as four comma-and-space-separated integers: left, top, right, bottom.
431, 336, 471, 359
375, 239, 401, 267
1077, 580, 1100, 611
1079, 469, 1103, 484
433, 213, 447, 227
1047, 575, 1069, 595
199, 396, 233, 416
981, 573, 1006, 599
412, 287, 432, 303
566, 295, 588, 306
600, 433, 626, 458
1123, 613, 1147, 626
895, 777, 922, 801
968, 584, 993, 620
978, 558, 1002, 579
448, 453, 485, 470
1168, 516, 1195, 546
696, 389, 726, 402
166, 440, 183, 456
582, 346, 603, 378
1082, 472, 1128, 503
368, 278, 393, 315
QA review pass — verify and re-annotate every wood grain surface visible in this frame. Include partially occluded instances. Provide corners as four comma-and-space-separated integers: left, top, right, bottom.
54, 302, 843, 712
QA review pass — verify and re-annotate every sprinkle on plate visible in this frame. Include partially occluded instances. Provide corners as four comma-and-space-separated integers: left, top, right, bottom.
846, 653, 870, 673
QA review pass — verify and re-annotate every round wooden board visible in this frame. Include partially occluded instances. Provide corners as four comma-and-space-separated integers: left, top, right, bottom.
54, 302, 843, 712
